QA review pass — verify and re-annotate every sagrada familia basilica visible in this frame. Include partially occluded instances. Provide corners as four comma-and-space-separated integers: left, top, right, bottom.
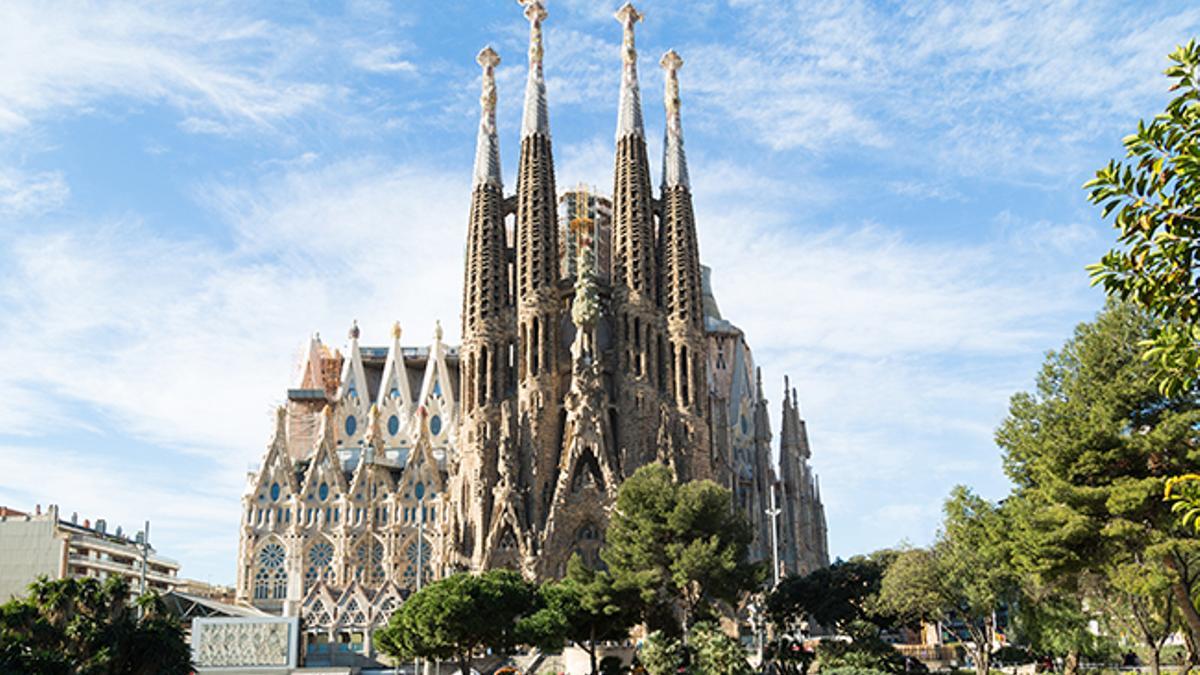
235, 1, 828, 655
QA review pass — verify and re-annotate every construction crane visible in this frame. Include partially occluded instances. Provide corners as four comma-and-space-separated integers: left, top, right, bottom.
568, 183, 593, 249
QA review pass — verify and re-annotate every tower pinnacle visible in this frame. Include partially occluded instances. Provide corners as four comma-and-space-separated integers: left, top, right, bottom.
520, 0, 550, 138
615, 3, 644, 139
661, 49, 689, 190
473, 46, 503, 189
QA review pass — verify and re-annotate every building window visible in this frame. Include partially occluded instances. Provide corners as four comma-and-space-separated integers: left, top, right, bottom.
304, 540, 335, 591
353, 539, 386, 585
388, 415, 400, 436
401, 537, 432, 590
319, 483, 329, 501
270, 483, 281, 501
345, 415, 357, 437
254, 542, 287, 600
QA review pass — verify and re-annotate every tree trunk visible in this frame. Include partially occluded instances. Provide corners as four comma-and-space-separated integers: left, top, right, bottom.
1164, 552, 1200, 658
1063, 649, 1080, 675
458, 652, 471, 675
1150, 647, 1161, 675
588, 625, 599, 675
974, 645, 990, 675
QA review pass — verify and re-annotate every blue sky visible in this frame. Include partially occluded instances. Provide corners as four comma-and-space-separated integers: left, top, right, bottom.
1, 0, 1197, 586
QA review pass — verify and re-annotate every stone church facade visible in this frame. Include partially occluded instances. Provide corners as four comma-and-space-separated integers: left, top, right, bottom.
235, 1, 828, 658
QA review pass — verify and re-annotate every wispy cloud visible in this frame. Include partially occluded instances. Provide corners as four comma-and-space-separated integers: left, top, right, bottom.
0, 2, 331, 135
0, 168, 68, 216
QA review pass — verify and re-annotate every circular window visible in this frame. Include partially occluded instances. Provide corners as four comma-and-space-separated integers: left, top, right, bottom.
270, 483, 281, 501
415, 482, 425, 501
388, 415, 400, 436
429, 415, 442, 436
259, 543, 285, 569
319, 483, 329, 501
310, 541, 333, 567
390, 387, 400, 400
345, 415, 357, 436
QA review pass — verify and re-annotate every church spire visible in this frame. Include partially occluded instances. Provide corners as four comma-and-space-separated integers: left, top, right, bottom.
610, 2, 655, 299
615, 3, 645, 140
463, 46, 510, 343
659, 48, 705, 413
660, 49, 689, 190
511, 0, 556, 341
520, 0, 549, 139
472, 46, 502, 189
514, 0, 563, 532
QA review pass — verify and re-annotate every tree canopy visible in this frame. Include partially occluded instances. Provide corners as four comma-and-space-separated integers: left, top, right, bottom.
878, 487, 1015, 675
602, 463, 762, 634
767, 552, 895, 633
1086, 41, 1200, 396
0, 576, 191, 675
995, 302, 1200, 664
524, 556, 639, 675
374, 569, 537, 675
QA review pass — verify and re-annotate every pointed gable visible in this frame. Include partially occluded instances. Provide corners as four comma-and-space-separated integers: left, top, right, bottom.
336, 321, 371, 449
350, 406, 395, 503
297, 334, 327, 391
375, 321, 416, 448
399, 412, 445, 500
300, 407, 349, 526
414, 321, 457, 445
252, 407, 300, 502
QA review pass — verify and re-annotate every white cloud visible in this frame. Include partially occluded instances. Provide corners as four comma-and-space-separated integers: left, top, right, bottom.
0, 157, 470, 581
674, 0, 1200, 175
0, 168, 68, 216
0, 2, 331, 135
352, 45, 418, 75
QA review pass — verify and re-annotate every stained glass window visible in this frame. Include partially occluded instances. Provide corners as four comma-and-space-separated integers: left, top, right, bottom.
353, 539, 386, 585
387, 415, 400, 436
255, 542, 287, 600
401, 537, 432, 590
270, 483, 281, 501
345, 415, 357, 437
305, 540, 335, 590
430, 415, 442, 436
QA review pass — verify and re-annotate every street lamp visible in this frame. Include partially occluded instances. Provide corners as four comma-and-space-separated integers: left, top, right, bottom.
766, 486, 782, 588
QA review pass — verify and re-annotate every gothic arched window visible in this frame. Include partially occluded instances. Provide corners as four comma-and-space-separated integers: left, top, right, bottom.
254, 542, 287, 600
353, 538, 386, 585
401, 537, 433, 591
304, 540, 335, 591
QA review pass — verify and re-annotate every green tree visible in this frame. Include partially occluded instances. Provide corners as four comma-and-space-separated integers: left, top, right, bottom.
375, 569, 537, 675
603, 463, 762, 635
1086, 41, 1200, 396
814, 628, 906, 674
1092, 562, 1176, 675
690, 622, 752, 675
877, 487, 1015, 675
767, 552, 896, 633
995, 302, 1200, 664
526, 556, 639, 675
1010, 584, 1112, 675
768, 552, 904, 673
0, 576, 191, 675
639, 630, 686, 675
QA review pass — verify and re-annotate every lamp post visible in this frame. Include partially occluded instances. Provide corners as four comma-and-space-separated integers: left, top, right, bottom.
414, 481, 426, 675
767, 486, 782, 588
